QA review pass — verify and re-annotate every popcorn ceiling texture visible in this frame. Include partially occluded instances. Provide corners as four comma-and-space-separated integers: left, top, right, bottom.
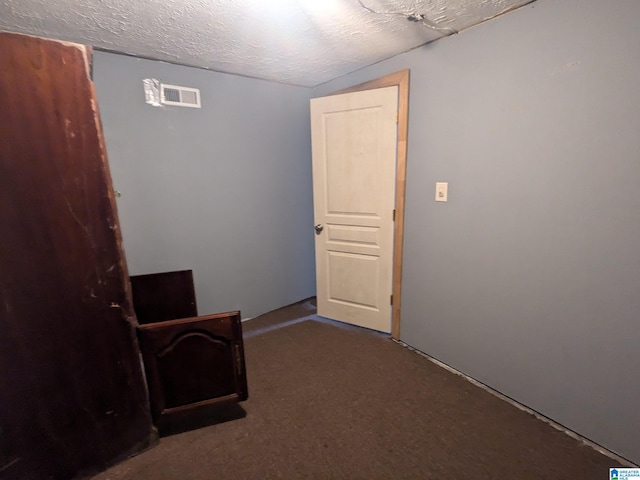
0, 0, 531, 86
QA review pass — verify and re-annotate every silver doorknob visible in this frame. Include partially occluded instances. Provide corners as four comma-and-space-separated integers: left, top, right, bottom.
314, 224, 324, 234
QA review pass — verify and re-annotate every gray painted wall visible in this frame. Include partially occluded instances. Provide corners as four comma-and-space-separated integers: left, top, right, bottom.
93, 53, 316, 319
315, 0, 640, 463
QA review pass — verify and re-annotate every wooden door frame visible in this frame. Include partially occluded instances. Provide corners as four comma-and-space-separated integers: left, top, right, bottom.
330, 69, 410, 339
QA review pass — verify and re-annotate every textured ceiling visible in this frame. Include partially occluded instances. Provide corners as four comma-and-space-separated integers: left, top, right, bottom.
0, 0, 533, 86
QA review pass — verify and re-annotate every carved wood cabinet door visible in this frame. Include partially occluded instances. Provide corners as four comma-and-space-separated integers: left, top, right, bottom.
137, 311, 249, 422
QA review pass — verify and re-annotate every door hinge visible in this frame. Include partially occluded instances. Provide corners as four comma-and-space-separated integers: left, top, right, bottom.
390, 294, 393, 305
393, 209, 396, 221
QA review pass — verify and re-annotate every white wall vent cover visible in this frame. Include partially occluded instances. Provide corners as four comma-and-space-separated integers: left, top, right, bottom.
161, 83, 201, 108
143, 79, 201, 108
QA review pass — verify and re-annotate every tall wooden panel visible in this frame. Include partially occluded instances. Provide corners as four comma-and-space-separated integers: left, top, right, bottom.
0, 33, 155, 479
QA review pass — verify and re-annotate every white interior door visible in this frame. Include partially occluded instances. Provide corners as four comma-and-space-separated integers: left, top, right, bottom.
310, 86, 398, 333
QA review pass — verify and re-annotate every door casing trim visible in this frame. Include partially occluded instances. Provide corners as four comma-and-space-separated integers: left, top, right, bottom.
330, 69, 410, 339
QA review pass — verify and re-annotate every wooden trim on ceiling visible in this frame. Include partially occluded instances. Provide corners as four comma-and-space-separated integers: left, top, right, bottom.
331, 69, 410, 339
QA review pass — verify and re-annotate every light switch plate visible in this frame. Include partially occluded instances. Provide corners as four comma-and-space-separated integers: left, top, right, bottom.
435, 182, 448, 202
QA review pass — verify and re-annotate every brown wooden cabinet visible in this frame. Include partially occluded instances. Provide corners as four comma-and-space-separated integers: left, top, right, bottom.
131, 270, 248, 423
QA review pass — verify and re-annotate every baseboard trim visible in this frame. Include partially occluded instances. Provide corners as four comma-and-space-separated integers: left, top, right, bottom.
392, 338, 638, 468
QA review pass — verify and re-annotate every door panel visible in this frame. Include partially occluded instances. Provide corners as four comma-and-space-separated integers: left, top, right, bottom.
311, 86, 398, 333
327, 251, 380, 309
137, 312, 248, 422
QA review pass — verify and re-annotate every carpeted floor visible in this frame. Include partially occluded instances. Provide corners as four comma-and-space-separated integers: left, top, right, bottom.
92, 298, 619, 479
